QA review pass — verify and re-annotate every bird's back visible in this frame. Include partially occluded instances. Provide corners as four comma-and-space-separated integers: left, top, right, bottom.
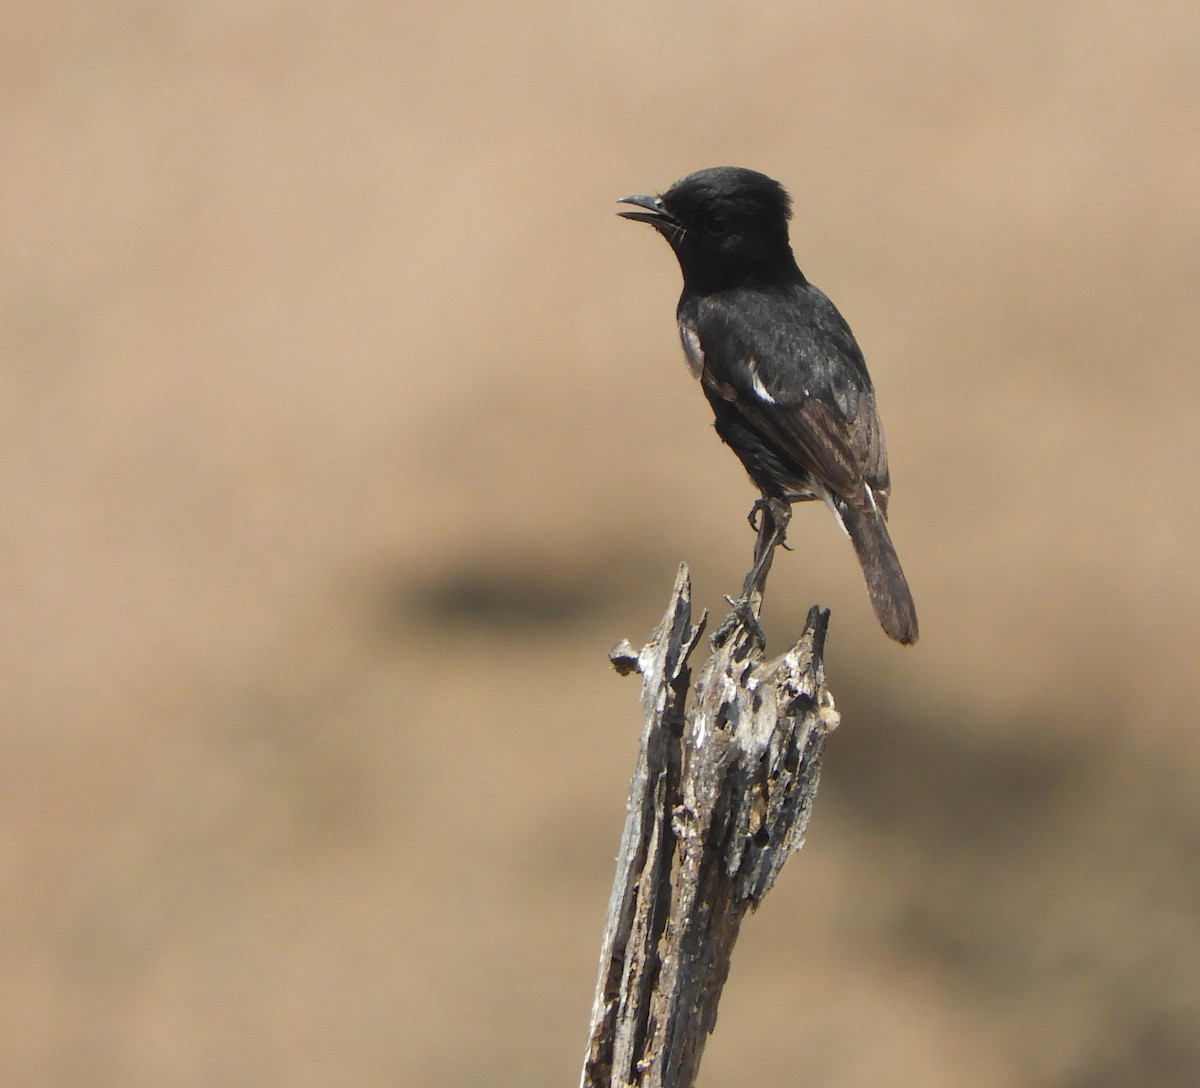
680, 278, 891, 504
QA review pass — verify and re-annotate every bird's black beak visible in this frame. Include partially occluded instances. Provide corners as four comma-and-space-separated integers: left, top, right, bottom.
617, 194, 680, 233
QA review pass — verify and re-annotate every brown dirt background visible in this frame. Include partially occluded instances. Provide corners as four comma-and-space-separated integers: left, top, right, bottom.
3, 3, 1199, 1085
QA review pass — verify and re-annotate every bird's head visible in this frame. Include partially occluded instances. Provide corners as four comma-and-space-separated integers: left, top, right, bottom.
618, 166, 797, 290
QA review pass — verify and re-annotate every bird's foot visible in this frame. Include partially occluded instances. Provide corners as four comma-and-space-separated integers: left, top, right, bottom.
747, 497, 771, 532
748, 494, 802, 540
711, 594, 767, 652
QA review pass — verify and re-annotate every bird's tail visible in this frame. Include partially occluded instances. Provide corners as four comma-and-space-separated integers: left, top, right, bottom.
833, 494, 919, 646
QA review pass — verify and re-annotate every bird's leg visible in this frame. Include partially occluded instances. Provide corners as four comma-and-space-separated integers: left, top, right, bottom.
742, 496, 791, 599
712, 496, 793, 652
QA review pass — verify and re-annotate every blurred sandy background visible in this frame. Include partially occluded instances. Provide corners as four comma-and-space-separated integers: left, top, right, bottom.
3, 2, 1199, 1085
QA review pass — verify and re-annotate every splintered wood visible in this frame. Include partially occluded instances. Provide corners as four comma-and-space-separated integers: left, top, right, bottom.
582, 564, 839, 1088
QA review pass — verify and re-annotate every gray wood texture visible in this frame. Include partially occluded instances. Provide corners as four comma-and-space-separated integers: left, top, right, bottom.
581, 552, 839, 1088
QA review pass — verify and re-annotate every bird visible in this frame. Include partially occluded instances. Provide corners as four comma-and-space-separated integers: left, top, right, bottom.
618, 166, 918, 645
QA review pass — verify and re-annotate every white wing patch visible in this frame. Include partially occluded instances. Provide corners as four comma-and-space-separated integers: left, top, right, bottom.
678, 323, 704, 379
747, 358, 776, 404
821, 487, 851, 539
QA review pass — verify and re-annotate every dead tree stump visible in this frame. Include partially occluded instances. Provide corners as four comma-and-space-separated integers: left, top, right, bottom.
581, 562, 840, 1088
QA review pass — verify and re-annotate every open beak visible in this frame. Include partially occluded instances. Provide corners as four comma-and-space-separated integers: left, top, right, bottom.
617, 194, 680, 232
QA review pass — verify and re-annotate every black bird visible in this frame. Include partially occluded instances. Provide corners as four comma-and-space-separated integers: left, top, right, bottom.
618, 166, 918, 645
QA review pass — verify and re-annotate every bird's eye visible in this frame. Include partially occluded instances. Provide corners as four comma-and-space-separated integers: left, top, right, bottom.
704, 213, 728, 234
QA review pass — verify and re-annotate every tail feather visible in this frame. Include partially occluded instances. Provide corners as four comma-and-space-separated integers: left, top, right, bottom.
833, 495, 919, 645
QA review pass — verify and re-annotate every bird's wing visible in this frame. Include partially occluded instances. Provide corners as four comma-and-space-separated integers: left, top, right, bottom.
688, 282, 891, 506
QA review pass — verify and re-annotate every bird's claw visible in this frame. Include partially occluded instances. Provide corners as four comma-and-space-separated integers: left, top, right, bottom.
711, 594, 767, 652
747, 497, 771, 532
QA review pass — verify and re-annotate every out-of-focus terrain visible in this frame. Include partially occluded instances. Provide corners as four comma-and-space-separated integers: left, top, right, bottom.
3, 3, 1198, 1085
